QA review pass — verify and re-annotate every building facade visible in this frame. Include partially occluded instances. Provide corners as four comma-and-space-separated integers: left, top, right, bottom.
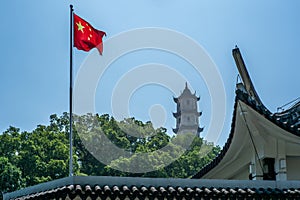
193, 47, 300, 181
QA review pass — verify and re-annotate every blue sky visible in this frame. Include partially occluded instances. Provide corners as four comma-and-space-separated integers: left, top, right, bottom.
0, 1, 299, 146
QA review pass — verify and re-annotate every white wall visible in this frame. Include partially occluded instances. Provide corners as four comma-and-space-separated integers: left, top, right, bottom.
286, 156, 300, 180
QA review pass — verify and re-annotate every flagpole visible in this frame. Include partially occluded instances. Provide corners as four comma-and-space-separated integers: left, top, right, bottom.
69, 4, 74, 177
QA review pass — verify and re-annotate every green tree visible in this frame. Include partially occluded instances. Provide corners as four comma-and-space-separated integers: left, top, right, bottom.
0, 157, 24, 192
17, 124, 72, 186
0, 127, 21, 165
0, 113, 220, 193
0, 113, 80, 190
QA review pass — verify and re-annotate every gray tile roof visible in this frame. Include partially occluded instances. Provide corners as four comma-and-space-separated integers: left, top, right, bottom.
4, 176, 300, 200
12, 184, 300, 200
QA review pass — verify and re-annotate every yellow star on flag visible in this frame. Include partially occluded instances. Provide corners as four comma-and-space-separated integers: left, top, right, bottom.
76, 21, 85, 33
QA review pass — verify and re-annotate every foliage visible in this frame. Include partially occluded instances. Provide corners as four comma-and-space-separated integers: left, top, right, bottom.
0, 157, 24, 192
0, 113, 220, 193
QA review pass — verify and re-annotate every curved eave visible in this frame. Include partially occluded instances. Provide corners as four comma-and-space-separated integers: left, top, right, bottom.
173, 112, 181, 118
173, 128, 178, 133
173, 97, 178, 103
192, 95, 238, 179
237, 90, 300, 135
192, 89, 300, 179
197, 127, 204, 133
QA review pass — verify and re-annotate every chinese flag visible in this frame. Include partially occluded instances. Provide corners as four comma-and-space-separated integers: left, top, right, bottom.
73, 13, 106, 55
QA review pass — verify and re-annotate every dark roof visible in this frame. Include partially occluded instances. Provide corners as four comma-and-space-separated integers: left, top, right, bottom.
174, 83, 200, 101
4, 176, 300, 200
274, 100, 300, 131
12, 184, 300, 200
192, 88, 300, 179
236, 89, 300, 136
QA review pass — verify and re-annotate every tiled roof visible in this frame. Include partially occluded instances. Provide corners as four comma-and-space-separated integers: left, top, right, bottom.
4, 176, 300, 200
274, 101, 300, 132
12, 184, 300, 200
192, 89, 300, 179
236, 89, 300, 136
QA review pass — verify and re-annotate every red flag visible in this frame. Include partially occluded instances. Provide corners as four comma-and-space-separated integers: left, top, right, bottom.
73, 13, 106, 55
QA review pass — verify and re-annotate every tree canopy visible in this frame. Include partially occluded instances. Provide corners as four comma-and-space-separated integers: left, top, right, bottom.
0, 113, 220, 193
